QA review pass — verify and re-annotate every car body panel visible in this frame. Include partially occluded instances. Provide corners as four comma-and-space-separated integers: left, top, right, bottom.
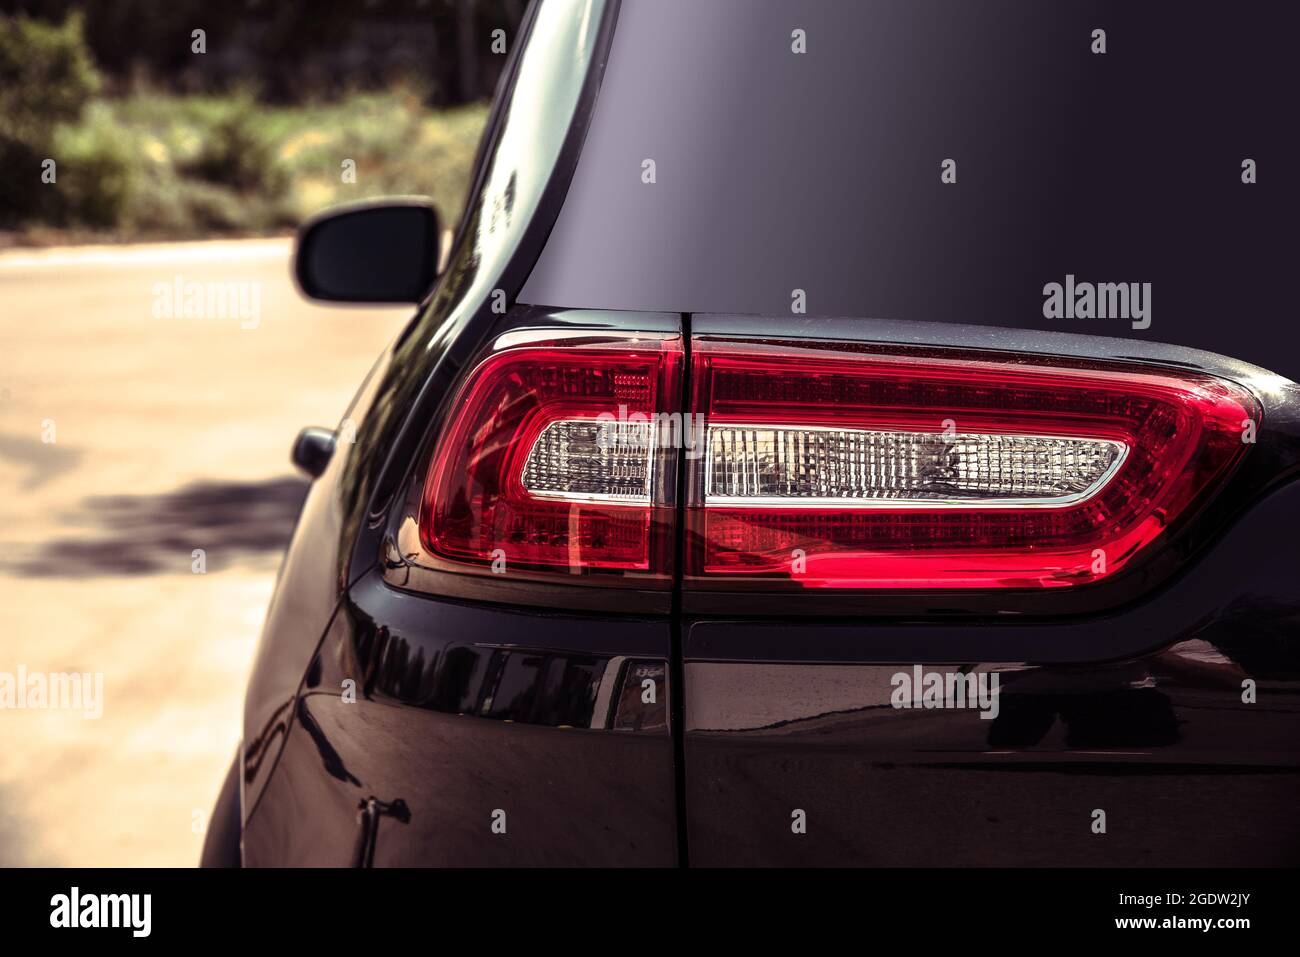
677, 315, 1300, 865
242, 0, 621, 824
240, 0, 1300, 866
243, 568, 676, 867
684, 658, 1300, 866
682, 483, 1300, 865
241, 349, 392, 822
519, 0, 1300, 381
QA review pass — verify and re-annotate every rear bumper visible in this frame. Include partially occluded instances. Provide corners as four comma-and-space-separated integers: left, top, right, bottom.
245, 483, 1300, 866
242, 570, 677, 867
683, 481, 1300, 866
684, 663, 1299, 866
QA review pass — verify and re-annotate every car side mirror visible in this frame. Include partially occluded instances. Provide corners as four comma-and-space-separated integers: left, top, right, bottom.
294, 198, 441, 304
291, 426, 336, 479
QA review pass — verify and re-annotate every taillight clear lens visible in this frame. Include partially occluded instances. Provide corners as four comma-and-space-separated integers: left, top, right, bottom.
522, 418, 656, 503
688, 339, 1259, 589
419, 334, 680, 580
705, 426, 1126, 506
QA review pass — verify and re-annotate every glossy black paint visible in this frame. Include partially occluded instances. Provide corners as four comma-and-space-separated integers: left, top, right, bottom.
520, 0, 1300, 382
242, 310, 1300, 866
243, 568, 676, 866
241, 0, 622, 826
290, 426, 335, 480
199, 755, 242, 868
684, 658, 1300, 866
236, 0, 1300, 867
681, 483, 1300, 865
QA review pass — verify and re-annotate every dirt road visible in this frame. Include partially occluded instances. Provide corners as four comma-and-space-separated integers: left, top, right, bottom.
0, 238, 410, 865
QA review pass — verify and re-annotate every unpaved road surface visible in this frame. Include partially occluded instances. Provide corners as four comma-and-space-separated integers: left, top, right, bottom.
0, 239, 409, 865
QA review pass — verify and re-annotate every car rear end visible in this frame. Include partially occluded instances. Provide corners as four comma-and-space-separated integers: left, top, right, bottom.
239, 0, 1300, 866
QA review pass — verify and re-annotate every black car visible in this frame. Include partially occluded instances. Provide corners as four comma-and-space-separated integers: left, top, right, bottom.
203, 0, 1300, 867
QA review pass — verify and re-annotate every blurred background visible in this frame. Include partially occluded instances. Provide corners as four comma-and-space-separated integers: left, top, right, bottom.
0, 0, 524, 864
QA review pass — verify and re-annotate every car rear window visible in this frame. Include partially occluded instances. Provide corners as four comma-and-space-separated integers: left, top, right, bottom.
519, 0, 1298, 376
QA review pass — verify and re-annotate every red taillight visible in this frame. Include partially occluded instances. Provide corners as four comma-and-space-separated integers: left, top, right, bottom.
686, 339, 1258, 589
420, 333, 681, 581
416, 333, 1257, 593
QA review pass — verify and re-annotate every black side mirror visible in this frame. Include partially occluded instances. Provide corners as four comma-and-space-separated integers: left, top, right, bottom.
294, 198, 441, 304
291, 426, 336, 479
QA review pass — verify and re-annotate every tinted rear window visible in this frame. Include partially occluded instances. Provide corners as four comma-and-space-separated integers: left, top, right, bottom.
520, 0, 1299, 376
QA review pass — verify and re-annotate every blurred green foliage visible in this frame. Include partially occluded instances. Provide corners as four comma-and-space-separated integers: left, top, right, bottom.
0, 10, 100, 137
1, 7, 494, 241
7, 0, 525, 105
47, 102, 136, 228
16, 90, 487, 240
0, 11, 102, 224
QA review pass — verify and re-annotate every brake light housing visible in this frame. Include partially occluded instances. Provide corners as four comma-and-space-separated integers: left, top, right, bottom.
408, 329, 1258, 599
686, 338, 1259, 589
418, 332, 681, 584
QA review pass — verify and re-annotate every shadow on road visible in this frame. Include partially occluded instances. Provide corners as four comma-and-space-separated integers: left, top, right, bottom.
0, 432, 84, 490
3, 475, 308, 577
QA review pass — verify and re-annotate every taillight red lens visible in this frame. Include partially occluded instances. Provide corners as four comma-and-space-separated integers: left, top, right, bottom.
416, 332, 1257, 594
687, 339, 1259, 589
420, 333, 681, 581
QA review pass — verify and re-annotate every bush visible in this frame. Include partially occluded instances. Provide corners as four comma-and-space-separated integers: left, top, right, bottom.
178, 94, 290, 197
49, 103, 139, 228
0, 12, 101, 144
0, 11, 102, 225
4, 85, 486, 240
